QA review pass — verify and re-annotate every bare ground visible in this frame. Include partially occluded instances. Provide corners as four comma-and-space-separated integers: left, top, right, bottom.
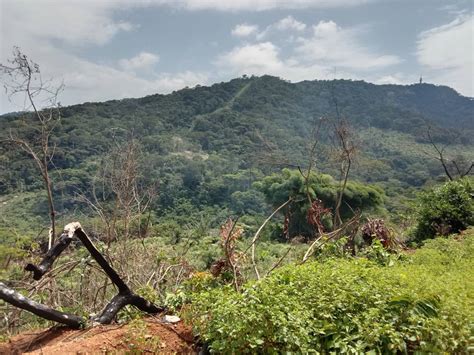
0, 317, 197, 354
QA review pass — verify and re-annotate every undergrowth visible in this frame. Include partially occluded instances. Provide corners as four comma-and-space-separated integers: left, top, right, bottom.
186, 232, 474, 353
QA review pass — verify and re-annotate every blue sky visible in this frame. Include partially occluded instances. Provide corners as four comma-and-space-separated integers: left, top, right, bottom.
1, 0, 472, 113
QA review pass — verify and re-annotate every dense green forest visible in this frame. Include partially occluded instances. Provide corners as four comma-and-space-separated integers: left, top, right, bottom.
1, 76, 473, 229
1, 75, 473, 352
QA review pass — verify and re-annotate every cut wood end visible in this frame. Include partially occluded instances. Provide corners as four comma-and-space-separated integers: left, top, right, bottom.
63, 222, 82, 237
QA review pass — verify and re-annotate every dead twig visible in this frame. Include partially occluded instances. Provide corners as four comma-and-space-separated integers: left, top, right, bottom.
248, 198, 293, 280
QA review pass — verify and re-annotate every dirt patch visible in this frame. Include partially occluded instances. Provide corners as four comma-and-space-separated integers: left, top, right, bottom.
0, 317, 196, 354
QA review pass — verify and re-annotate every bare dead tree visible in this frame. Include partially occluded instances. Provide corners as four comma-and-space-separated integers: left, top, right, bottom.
0, 47, 63, 248
332, 119, 358, 228
298, 117, 326, 204
221, 218, 243, 291
253, 130, 299, 169
424, 127, 473, 181
326, 81, 359, 228
209, 218, 244, 291
77, 138, 157, 245
73, 138, 157, 307
302, 212, 360, 263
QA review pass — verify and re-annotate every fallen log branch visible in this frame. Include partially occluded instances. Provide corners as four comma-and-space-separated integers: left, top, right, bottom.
66, 223, 164, 323
25, 232, 75, 280
64, 222, 129, 293
94, 291, 162, 324
301, 212, 360, 263
8, 222, 165, 326
0, 282, 85, 328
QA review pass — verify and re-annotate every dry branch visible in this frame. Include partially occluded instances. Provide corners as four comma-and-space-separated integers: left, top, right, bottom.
6, 222, 165, 327
424, 127, 473, 180
250, 198, 293, 280
25, 232, 74, 280
0, 282, 84, 328
302, 212, 360, 263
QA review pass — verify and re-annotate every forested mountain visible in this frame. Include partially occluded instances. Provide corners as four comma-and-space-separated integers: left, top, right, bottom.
1, 76, 473, 355
1, 76, 473, 224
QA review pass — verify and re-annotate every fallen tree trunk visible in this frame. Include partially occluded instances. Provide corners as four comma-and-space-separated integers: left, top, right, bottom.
0, 282, 85, 328
65, 223, 165, 323
25, 232, 74, 280
93, 291, 162, 324
5, 222, 165, 327
61, 222, 129, 292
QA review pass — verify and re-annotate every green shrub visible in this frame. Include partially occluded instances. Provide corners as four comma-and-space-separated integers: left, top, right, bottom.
254, 169, 386, 240
412, 178, 473, 242
187, 235, 473, 353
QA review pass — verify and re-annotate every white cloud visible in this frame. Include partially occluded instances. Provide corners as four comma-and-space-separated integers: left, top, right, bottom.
374, 74, 409, 85
175, 0, 372, 11
249, 20, 399, 71
0, 0, 208, 113
275, 16, 306, 32
231, 24, 259, 37
119, 52, 160, 72
154, 71, 209, 92
1, 45, 208, 113
217, 19, 401, 83
215, 41, 339, 81
295, 20, 401, 70
0, 1, 208, 113
216, 42, 283, 75
1, 1, 134, 46
256, 16, 307, 40
416, 14, 473, 96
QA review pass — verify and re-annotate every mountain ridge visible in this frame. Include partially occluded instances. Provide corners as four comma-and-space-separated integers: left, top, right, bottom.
0, 75, 473, 221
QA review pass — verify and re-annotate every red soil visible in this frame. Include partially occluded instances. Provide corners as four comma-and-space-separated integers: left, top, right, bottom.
0, 317, 196, 354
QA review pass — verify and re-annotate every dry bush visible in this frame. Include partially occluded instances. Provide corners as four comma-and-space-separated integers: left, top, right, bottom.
361, 218, 401, 251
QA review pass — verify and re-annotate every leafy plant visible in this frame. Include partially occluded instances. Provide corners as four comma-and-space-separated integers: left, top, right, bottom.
412, 178, 473, 242
187, 234, 473, 353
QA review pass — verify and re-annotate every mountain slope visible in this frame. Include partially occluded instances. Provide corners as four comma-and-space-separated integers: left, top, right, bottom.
0, 76, 472, 222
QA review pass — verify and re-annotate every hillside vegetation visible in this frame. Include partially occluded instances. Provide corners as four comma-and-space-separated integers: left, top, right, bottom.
188, 232, 474, 353
1, 76, 473, 230
0, 75, 473, 352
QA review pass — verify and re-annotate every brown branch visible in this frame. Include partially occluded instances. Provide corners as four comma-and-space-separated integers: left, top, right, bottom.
302, 213, 360, 263
222, 217, 241, 291
333, 119, 356, 227
463, 162, 474, 177
426, 128, 453, 181
453, 160, 473, 178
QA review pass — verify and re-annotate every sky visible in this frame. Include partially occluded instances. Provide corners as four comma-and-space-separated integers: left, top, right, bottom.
0, 0, 473, 114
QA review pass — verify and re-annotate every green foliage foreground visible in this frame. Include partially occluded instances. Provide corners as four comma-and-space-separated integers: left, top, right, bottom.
187, 234, 474, 353
412, 177, 473, 243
